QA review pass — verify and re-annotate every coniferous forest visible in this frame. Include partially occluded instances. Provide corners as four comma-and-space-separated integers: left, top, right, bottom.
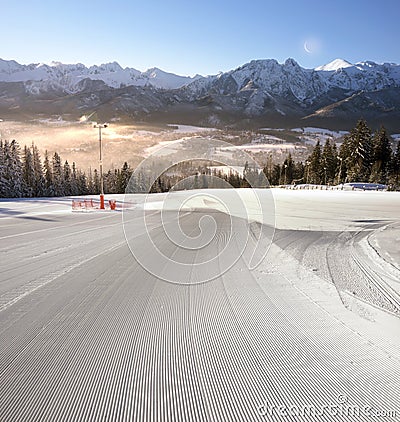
0, 140, 134, 198
1, 120, 399, 198
263, 120, 400, 189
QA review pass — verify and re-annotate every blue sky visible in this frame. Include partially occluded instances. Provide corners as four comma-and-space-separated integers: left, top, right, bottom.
1, 0, 399, 76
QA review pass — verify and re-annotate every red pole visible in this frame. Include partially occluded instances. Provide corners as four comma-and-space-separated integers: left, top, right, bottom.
100, 194, 105, 210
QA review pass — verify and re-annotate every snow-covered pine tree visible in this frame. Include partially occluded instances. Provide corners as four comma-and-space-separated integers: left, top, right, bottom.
63, 161, 72, 196
118, 162, 132, 193
76, 169, 88, 195
104, 169, 118, 194
87, 168, 94, 194
389, 141, 400, 188
8, 140, 25, 197
0, 140, 7, 197
43, 150, 54, 196
93, 169, 100, 194
70, 162, 79, 195
23, 145, 35, 197
1, 140, 12, 197
126, 170, 141, 193
393, 141, 400, 173
52, 152, 64, 196
342, 119, 373, 182
32, 143, 45, 197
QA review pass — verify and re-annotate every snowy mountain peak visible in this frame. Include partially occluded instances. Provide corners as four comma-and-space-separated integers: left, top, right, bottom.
0, 58, 24, 74
144, 67, 166, 77
88, 62, 124, 73
315, 59, 353, 71
1, 57, 400, 115
0, 58, 199, 90
284, 58, 300, 68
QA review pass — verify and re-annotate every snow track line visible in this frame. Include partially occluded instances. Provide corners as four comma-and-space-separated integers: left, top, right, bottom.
0, 210, 174, 313
345, 224, 400, 315
274, 224, 400, 318
350, 249, 400, 314
0, 215, 154, 283
0, 239, 127, 313
210, 222, 398, 421
0, 250, 158, 421
0, 212, 117, 240
259, 247, 400, 413
365, 222, 400, 275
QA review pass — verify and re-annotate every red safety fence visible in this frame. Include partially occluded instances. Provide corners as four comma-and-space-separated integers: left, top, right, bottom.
72, 199, 118, 211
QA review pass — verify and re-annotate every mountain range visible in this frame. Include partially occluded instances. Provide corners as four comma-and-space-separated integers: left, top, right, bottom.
1, 57, 400, 131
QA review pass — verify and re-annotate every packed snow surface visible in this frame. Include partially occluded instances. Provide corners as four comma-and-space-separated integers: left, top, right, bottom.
1, 189, 399, 421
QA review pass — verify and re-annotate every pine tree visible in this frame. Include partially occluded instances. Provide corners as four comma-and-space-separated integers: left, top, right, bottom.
77, 170, 88, 195
118, 162, 131, 193
270, 164, 281, 186
0, 140, 8, 197
282, 153, 294, 184
87, 168, 94, 194
43, 150, 54, 196
32, 144, 45, 197
52, 152, 64, 196
109, 169, 117, 193
389, 141, 400, 189
370, 126, 392, 184
23, 145, 35, 197
228, 171, 240, 188
70, 162, 79, 195
104, 169, 115, 194
341, 119, 373, 182
292, 161, 305, 184
63, 161, 72, 196
7, 140, 25, 197
321, 139, 337, 185
93, 169, 100, 194
308, 140, 323, 184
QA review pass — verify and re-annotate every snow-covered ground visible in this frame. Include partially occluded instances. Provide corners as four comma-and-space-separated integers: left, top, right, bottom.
219, 142, 306, 153
1, 189, 399, 420
292, 127, 349, 137
167, 124, 218, 133
143, 136, 193, 156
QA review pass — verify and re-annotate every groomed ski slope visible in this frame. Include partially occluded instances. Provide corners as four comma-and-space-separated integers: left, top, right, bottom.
0, 189, 400, 421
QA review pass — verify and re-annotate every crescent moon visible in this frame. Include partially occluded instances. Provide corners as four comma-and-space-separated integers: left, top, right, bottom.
304, 41, 312, 54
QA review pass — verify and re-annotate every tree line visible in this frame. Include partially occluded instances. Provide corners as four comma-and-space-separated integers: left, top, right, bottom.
0, 140, 134, 198
263, 120, 400, 188
150, 120, 400, 191
1, 119, 400, 198
148, 162, 262, 193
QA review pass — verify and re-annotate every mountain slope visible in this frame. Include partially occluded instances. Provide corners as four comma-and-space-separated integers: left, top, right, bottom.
0, 58, 400, 131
